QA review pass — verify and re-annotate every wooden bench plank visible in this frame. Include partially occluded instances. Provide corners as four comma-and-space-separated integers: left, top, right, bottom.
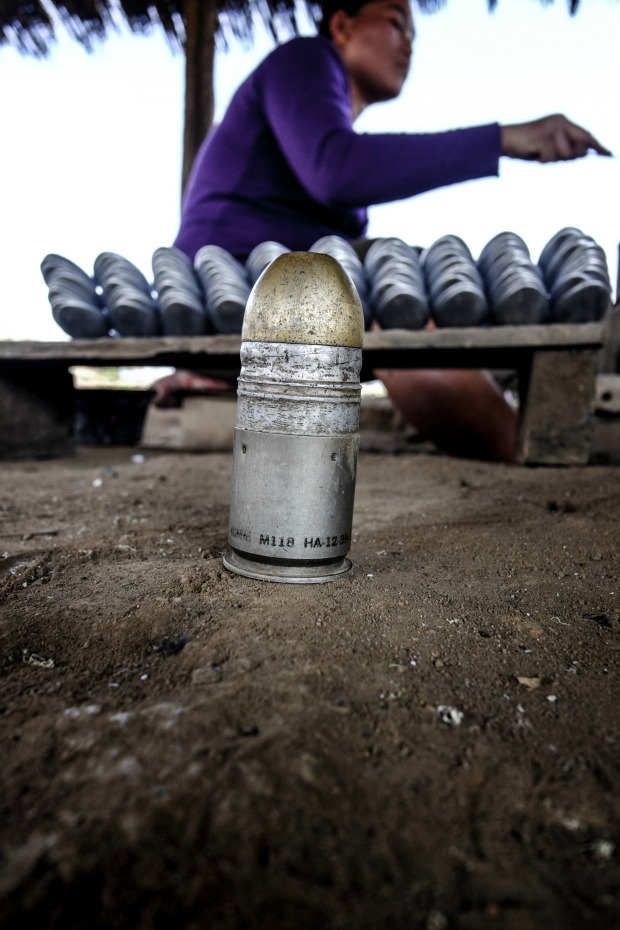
0, 323, 607, 463
0, 322, 604, 370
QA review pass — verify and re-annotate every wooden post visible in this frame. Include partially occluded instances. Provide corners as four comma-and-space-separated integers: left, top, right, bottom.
0, 369, 75, 459
597, 245, 619, 373
599, 301, 620, 374
182, 0, 218, 195
515, 348, 599, 465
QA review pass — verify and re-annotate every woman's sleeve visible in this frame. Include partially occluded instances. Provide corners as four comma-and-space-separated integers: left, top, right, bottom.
259, 39, 500, 208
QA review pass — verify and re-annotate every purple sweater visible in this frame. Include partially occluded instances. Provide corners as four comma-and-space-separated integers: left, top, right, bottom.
174, 36, 501, 262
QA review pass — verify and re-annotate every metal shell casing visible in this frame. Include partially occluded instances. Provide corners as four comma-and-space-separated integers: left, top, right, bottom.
223, 251, 364, 583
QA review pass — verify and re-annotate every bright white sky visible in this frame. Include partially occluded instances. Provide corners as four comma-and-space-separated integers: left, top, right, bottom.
0, 0, 618, 342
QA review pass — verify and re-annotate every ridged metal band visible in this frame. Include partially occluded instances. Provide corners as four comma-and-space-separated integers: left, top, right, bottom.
236, 341, 362, 435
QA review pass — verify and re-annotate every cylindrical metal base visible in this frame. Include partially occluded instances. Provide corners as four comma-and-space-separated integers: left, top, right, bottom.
225, 428, 358, 583
223, 549, 352, 584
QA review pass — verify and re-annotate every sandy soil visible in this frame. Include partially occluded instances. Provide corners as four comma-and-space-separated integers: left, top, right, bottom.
1, 444, 619, 929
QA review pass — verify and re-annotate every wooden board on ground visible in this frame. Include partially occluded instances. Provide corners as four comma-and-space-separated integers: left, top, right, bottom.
141, 396, 237, 452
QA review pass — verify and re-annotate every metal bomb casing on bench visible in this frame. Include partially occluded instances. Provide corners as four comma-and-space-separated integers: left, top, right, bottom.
223, 251, 364, 583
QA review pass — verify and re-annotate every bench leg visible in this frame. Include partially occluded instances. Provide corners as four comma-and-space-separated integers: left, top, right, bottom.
0, 369, 75, 459
515, 349, 599, 466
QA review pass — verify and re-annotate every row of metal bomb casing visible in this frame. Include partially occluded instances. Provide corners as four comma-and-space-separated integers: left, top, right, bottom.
43, 226, 613, 341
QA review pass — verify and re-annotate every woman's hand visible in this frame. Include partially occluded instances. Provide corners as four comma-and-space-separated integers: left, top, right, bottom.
500, 114, 612, 163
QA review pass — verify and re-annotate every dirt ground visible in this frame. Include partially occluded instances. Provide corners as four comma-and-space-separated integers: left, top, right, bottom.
1, 441, 619, 930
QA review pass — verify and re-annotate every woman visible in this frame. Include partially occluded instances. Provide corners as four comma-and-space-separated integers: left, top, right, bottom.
164, 0, 610, 462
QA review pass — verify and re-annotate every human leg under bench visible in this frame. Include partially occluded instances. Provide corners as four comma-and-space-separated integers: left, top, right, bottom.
376, 367, 517, 463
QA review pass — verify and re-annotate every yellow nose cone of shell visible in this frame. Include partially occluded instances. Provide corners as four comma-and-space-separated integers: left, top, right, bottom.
242, 251, 364, 348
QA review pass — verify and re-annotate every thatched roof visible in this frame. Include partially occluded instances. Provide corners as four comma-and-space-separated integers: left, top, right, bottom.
5, 1, 306, 55
0, 0, 586, 57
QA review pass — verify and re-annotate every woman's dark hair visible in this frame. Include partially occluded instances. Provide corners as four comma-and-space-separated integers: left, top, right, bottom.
318, 0, 377, 36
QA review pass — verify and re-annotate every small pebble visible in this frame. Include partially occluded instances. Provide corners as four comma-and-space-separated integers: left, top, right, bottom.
437, 705, 464, 727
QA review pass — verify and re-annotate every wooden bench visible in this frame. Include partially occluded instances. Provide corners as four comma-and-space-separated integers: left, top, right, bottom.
0, 322, 608, 464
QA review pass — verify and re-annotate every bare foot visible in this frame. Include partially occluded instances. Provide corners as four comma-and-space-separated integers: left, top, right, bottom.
151, 370, 236, 408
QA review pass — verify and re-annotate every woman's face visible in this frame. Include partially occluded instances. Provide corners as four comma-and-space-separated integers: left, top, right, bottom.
332, 0, 414, 115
